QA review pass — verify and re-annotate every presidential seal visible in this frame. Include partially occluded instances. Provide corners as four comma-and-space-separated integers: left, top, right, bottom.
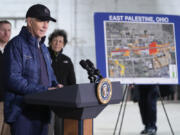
97, 78, 112, 104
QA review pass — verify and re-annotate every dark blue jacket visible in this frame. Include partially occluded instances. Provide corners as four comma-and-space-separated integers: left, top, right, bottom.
3, 26, 57, 123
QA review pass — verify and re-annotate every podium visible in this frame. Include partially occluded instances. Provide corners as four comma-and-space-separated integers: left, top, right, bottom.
24, 82, 123, 135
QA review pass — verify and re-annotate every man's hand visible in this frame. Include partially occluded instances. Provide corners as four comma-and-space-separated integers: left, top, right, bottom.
48, 84, 63, 90
48, 87, 56, 90
57, 84, 63, 88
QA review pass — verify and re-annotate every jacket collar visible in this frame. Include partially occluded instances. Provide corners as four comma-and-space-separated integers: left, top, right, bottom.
48, 47, 63, 57
19, 26, 46, 47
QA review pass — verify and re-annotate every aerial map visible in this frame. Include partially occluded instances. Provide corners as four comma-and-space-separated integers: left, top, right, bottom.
104, 22, 177, 81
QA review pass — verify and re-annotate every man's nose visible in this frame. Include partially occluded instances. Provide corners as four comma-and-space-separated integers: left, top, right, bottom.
43, 21, 49, 28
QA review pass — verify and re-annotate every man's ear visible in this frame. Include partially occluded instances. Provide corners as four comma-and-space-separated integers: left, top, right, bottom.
26, 17, 32, 27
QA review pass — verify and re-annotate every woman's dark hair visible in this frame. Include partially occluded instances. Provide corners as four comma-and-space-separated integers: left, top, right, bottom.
48, 29, 68, 46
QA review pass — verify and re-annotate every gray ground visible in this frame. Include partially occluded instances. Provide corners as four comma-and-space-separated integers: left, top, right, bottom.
94, 101, 180, 135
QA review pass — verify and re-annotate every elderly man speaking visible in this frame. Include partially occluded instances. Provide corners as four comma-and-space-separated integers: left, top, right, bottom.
3, 4, 62, 135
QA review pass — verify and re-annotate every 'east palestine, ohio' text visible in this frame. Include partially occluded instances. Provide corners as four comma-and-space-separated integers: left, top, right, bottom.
109, 15, 169, 23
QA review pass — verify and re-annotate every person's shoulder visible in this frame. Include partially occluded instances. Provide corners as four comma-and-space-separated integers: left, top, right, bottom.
61, 54, 72, 61
6, 35, 21, 48
5, 34, 28, 55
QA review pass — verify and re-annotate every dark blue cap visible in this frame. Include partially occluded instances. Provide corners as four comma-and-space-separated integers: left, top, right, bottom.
26, 4, 56, 22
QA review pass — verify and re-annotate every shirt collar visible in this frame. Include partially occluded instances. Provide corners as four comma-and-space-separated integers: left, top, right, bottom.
0, 46, 4, 53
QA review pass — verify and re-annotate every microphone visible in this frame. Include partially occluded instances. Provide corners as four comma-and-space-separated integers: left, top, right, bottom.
79, 59, 96, 83
86, 59, 103, 78
79, 60, 89, 70
80, 59, 103, 83
79, 60, 94, 76
86, 59, 95, 69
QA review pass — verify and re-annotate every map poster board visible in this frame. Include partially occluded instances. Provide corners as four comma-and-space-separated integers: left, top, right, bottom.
94, 12, 180, 84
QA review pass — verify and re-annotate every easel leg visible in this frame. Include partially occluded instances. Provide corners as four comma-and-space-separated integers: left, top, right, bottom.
113, 85, 130, 135
158, 90, 175, 135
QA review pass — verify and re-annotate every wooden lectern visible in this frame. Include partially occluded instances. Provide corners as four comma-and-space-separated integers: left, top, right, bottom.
24, 82, 123, 135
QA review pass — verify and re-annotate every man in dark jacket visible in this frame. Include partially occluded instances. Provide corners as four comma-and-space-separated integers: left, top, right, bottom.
3, 4, 62, 135
48, 29, 76, 135
136, 85, 159, 135
0, 20, 11, 135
